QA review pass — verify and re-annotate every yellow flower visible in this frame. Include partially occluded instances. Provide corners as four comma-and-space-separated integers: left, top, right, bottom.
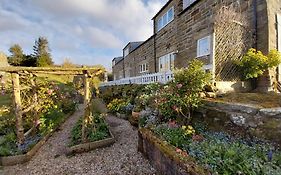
187, 125, 193, 130
182, 125, 187, 130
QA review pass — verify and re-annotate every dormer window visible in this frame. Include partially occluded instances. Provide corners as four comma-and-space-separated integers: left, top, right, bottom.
124, 48, 129, 57
157, 7, 174, 31
183, 0, 197, 9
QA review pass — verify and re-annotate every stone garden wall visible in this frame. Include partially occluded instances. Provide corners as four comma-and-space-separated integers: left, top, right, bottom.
138, 128, 209, 175
197, 100, 281, 145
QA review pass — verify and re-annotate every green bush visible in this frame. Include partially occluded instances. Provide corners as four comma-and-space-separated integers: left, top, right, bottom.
156, 60, 211, 122
107, 98, 129, 114
238, 48, 281, 79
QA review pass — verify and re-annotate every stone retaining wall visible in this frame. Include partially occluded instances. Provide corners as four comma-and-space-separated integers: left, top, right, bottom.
197, 100, 281, 145
138, 128, 209, 175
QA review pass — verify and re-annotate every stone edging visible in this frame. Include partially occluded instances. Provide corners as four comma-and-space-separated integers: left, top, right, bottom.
68, 128, 115, 154
138, 128, 209, 175
0, 112, 73, 166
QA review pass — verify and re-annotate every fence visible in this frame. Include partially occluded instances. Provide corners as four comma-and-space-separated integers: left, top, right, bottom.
100, 71, 173, 86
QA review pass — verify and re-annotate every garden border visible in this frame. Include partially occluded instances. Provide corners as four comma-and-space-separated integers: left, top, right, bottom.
68, 127, 115, 154
138, 128, 209, 175
0, 112, 74, 166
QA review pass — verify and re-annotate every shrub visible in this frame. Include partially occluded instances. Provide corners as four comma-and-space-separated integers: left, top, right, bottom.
238, 48, 281, 79
156, 60, 211, 122
107, 98, 129, 114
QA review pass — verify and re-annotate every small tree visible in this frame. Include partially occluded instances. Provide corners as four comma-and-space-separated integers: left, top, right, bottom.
33, 37, 53, 67
238, 48, 281, 79
61, 58, 77, 68
157, 60, 211, 123
21, 55, 37, 67
8, 44, 24, 66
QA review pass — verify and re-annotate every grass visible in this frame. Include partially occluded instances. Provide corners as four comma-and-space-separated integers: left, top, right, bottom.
0, 94, 11, 108
209, 93, 281, 108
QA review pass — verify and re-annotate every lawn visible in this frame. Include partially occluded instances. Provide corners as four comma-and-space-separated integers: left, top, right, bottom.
210, 93, 281, 108
0, 94, 11, 108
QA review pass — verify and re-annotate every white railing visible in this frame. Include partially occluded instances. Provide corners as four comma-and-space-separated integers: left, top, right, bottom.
100, 71, 174, 87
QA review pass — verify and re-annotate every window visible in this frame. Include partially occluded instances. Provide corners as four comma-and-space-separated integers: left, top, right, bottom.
159, 53, 175, 72
139, 63, 149, 73
197, 35, 211, 57
124, 48, 129, 57
183, 0, 197, 9
157, 7, 174, 31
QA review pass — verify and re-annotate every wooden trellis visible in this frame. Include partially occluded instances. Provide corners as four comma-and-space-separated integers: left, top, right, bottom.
0, 67, 103, 145
214, 5, 254, 81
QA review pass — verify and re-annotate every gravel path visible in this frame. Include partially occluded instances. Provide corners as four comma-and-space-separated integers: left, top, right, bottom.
2, 106, 156, 175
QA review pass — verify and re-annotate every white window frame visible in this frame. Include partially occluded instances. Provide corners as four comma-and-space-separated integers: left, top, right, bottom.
124, 48, 129, 57
183, 0, 197, 9
139, 63, 149, 73
197, 35, 211, 57
159, 52, 175, 72
157, 7, 174, 31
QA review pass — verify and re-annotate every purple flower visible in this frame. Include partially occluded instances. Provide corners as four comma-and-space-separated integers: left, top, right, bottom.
268, 150, 273, 162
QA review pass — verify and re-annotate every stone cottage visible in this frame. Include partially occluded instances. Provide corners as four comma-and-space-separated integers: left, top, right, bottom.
112, 0, 281, 91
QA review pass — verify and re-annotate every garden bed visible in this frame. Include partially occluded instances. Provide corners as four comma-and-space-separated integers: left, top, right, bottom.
0, 112, 73, 166
138, 128, 209, 175
139, 124, 281, 175
68, 114, 115, 154
68, 129, 115, 154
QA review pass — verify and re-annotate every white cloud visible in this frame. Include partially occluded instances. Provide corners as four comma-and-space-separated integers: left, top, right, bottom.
0, 0, 167, 69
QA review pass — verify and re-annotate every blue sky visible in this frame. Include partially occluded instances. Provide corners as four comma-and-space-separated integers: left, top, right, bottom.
0, 0, 167, 70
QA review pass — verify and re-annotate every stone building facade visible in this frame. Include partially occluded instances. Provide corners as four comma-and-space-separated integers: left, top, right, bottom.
112, 57, 124, 80
112, 0, 281, 87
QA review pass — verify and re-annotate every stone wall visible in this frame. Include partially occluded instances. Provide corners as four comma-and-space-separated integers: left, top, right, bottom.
154, 0, 179, 72
263, 0, 281, 53
112, 59, 124, 80
124, 37, 156, 77
197, 100, 281, 145
138, 128, 209, 175
111, 0, 279, 88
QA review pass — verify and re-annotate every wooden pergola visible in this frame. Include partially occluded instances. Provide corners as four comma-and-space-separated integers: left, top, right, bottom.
0, 67, 104, 145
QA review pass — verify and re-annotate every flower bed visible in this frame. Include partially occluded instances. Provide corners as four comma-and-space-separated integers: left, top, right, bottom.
69, 113, 115, 153
138, 128, 209, 175
0, 112, 73, 166
147, 122, 281, 175
0, 79, 78, 164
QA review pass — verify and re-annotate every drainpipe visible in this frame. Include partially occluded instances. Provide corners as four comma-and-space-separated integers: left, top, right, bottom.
153, 19, 157, 73
154, 35, 157, 73
253, 0, 258, 50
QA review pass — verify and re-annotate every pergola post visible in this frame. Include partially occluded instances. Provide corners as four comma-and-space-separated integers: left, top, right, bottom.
12, 72, 24, 145
82, 73, 90, 142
